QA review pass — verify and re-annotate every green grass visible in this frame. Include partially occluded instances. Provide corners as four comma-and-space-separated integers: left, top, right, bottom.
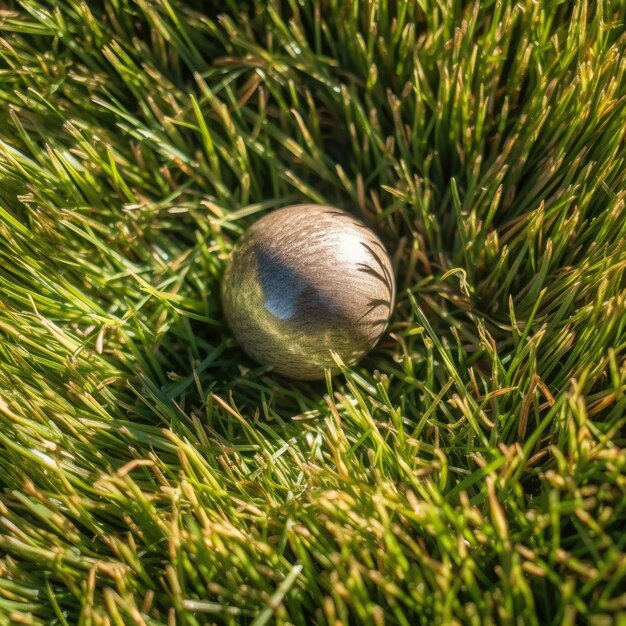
0, 0, 625, 624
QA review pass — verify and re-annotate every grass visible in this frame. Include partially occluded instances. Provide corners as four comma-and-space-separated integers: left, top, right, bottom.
0, 0, 625, 624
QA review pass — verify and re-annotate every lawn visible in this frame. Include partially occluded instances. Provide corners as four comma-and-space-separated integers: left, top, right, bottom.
1, 1, 625, 624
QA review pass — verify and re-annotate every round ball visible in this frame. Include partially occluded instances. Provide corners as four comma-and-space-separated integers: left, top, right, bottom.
221, 204, 395, 380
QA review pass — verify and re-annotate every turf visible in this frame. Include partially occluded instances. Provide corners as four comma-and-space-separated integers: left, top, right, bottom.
0, 0, 625, 624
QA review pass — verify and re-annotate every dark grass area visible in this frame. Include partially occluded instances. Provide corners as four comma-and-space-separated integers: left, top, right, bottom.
0, 1, 625, 624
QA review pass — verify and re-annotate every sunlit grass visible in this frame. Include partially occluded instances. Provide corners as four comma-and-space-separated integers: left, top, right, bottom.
0, 1, 625, 624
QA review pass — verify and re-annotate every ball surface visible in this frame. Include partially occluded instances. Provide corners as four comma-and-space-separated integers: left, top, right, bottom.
221, 204, 395, 380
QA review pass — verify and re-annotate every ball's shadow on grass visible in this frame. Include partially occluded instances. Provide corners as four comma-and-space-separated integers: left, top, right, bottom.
124, 311, 334, 445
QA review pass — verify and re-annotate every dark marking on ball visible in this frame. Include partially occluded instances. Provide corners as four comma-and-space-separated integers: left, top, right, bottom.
221, 204, 396, 380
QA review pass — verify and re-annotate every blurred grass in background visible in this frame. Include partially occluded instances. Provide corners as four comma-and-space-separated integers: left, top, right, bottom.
0, 1, 625, 624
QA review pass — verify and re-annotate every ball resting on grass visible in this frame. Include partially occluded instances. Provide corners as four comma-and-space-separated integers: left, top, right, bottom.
221, 204, 396, 380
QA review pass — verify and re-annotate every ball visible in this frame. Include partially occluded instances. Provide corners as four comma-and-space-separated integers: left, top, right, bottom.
221, 204, 396, 380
